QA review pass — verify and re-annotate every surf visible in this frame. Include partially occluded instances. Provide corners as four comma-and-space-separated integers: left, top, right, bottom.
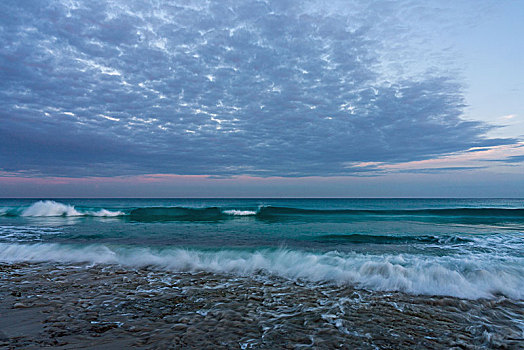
2, 201, 524, 221
0, 243, 522, 300
0, 200, 125, 217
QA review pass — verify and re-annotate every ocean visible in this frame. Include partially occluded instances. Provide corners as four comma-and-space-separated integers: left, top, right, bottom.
1, 198, 523, 348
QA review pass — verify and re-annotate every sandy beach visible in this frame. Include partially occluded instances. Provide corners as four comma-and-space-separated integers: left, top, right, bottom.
1, 261, 523, 349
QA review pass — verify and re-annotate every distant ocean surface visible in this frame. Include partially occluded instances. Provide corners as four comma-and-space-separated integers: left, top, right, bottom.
1, 198, 523, 300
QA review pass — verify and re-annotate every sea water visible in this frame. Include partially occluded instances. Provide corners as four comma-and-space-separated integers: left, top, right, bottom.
1, 198, 524, 347
1, 198, 523, 300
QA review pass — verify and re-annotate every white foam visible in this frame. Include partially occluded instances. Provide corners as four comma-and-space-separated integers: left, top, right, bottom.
22, 201, 81, 216
0, 225, 61, 242
20, 201, 124, 217
1, 243, 522, 300
223, 210, 257, 216
86, 209, 125, 217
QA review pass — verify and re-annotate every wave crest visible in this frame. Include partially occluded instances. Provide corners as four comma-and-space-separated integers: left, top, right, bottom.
222, 209, 257, 216
20, 201, 124, 217
3, 202, 524, 221
0, 243, 522, 300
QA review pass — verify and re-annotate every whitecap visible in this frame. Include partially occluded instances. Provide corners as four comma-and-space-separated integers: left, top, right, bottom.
222, 209, 257, 216
20, 200, 124, 217
0, 243, 522, 300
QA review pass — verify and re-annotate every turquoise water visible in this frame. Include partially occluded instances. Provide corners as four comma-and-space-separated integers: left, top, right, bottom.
1, 198, 523, 299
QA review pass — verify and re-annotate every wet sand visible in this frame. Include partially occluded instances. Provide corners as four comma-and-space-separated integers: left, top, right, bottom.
1, 262, 522, 349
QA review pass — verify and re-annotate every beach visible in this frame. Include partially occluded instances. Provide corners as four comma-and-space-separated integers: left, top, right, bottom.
2, 262, 523, 349
0, 264, 524, 349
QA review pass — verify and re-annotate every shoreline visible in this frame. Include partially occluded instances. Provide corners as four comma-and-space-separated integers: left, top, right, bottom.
1, 262, 523, 349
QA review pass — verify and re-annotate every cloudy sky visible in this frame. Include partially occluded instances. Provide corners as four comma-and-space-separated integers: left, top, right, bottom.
1, 0, 523, 197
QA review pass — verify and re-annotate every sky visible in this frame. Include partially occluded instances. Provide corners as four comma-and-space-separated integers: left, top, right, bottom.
0, 0, 523, 198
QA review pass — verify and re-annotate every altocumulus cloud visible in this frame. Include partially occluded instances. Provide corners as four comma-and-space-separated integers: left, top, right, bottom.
0, 0, 515, 177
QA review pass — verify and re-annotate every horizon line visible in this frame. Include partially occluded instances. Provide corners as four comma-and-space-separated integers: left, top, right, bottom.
1, 197, 523, 200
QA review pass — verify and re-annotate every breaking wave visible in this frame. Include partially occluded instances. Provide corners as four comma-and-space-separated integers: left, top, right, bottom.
0, 243, 522, 300
222, 210, 258, 216
0, 201, 124, 217
126, 205, 524, 222
2, 202, 523, 223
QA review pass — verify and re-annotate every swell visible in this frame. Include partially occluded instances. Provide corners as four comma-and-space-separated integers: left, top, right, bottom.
257, 206, 524, 217
316, 234, 472, 244
0, 243, 522, 300
129, 207, 224, 221
2, 202, 523, 221
127, 206, 524, 221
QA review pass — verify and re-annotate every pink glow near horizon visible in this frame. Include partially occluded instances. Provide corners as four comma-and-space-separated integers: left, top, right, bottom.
1, 143, 523, 187
0, 173, 297, 186
378, 143, 524, 171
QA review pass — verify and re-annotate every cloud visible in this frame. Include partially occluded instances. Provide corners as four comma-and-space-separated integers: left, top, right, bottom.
0, 0, 516, 177
495, 155, 524, 163
395, 166, 487, 174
